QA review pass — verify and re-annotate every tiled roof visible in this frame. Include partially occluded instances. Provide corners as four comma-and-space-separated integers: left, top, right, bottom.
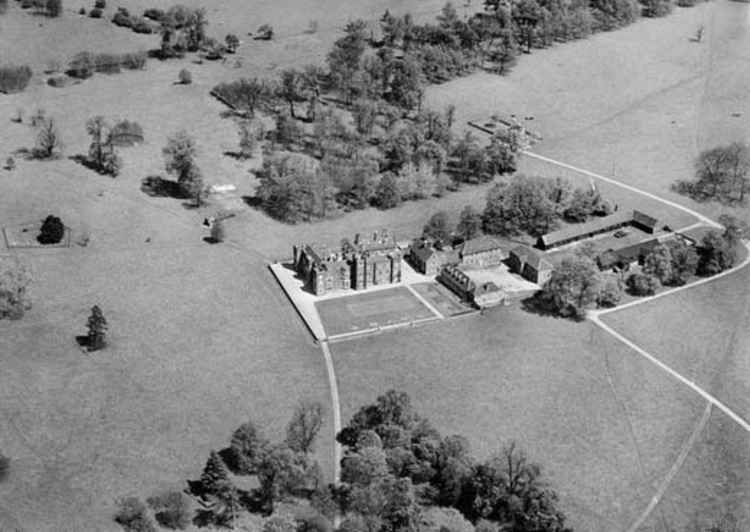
632, 210, 659, 229
510, 245, 552, 271
459, 235, 504, 256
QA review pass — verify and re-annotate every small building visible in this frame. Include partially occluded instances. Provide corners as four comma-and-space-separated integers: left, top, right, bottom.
596, 238, 660, 271
457, 235, 506, 268
632, 211, 659, 234
408, 240, 458, 276
437, 264, 505, 308
508, 245, 553, 285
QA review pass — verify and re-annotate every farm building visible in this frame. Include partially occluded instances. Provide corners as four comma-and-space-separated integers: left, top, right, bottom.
508, 245, 553, 285
457, 235, 507, 268
596, 238, 660, 271
408, 240, 459, 276
293, 230, 402, 296
438, 264, 505, 308
536, 210, 659, 250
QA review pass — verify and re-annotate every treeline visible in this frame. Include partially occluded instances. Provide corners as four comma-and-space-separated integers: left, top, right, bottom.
15, 0, 62, 17
118, 391, 570, 532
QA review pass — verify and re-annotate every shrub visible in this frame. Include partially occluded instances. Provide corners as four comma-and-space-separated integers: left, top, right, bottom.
121, 51, 147, 69
114, 497, 157, 532
79, 7, 85, 14
6, 157, 16, 170
67, 52, 95, 78
255, 24, 274, 40
210, 219, 225, 243
112, 10, 133, 27
38, 215, 65, 244
131, 17, 153, 33
0, 256, 32, 320
88, 6, 102, 17
0, 64, 33, 94
47, 75, 69, 87
94, 53, 122, 74
94, 0, 105, 7
0, 452, 8, 482
142, 7, 164, 21
110, 119, 144, 146
178, 68, 191, 84
146, 491, 191, 530
225, 33, 239, 53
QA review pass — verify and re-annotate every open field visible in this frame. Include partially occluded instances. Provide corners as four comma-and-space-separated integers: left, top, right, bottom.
316, 286, 437, 337
329, 305, 714, 532
602, 258, 750, 422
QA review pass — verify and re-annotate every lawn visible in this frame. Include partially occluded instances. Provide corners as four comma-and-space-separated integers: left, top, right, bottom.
316, 286, 437, 337
329, 306, 708, 532
601, 260, 750, 422
410, 282, 474, 317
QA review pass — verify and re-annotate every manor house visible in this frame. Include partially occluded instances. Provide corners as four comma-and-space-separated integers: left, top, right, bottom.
293, 230, 402, 296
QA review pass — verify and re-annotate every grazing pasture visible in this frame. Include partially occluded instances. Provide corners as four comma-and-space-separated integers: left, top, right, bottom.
329, 305, 709, 532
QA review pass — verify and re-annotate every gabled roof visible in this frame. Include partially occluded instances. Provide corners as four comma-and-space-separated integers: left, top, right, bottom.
510, 245, 552, 271
410, 242, 435, 262
632, 210, 659, 229
538, 212, 632, 248
459, 235, 504, 256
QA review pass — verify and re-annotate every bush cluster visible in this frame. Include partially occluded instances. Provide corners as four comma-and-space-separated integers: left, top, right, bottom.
0, 64, 33, 93
67, 51, 146, 78
88, 6, 102, 17
112, 7, 154, 33
38, 215, 65, 245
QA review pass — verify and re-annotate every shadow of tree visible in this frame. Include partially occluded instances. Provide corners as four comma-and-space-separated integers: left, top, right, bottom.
141, 175, 190, 199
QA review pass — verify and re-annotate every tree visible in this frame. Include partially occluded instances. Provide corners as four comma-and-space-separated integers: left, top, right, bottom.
387, 54, 425, 111
210, 218, 225, 243
0, 452, 8, 483
664, 239, 698, 285
178, 68, 192, 84
86, 116, 122, 176
286, 400, 325, 454
38, 215, 65, 244
147, 491, 191, 530
642, 243, 672, 285
597, 276, 623, 307
353, 98, 379, 136
697, 230, 736, 276
327, 20, 368, 103
264, 514, 297, 532
225, 33, 240, 53
641, 0, 672, 17
203, 483, 241, 528
163, 130, 203, 202
278, 68, 305, 119
482, 175, 557, 237
462, 442, 569, 531
626, 273, 658, 296
342, 446, 391, 486
419, 507, 474, 532
374, 173, 402, 209
456, 206, 482, 241
45, 0, 62, 17
540, 255, 602, 319
86, 305, 108, 351
185, 7, 208, 51
423, 211, 451, 243
257, 445, 320, 509
0, 256, 31, 320
678, 143, 750, 203
183, 165, 205, 206
33, 117, 63, 159
229, 420, 269, 475
237, 120, 261, 159
200, 450, 231, 495
115, 497, 157, 532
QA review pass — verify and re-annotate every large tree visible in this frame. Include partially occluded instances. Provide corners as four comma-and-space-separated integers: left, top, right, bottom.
286, 400, 325, 454
456, 206, 482, 241
540, 255, 602, 319
33, 117, 63, 159
423, 211, 451, 243
482, 175, 558, 237
229, 420, 269, 474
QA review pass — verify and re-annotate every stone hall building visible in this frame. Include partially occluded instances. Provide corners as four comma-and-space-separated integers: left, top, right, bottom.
293, 230, 402, 296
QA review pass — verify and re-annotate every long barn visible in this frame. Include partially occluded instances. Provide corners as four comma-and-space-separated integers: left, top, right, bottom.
536, 210, 659, 250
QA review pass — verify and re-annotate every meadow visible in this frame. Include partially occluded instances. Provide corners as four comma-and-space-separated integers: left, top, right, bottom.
329, 305, 709, 532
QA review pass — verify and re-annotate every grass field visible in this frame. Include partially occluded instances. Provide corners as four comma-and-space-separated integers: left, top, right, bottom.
426, 0, 750, 227
602, 260, 750, 423
329, 306, 710, 532
316, 286, 436, 336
